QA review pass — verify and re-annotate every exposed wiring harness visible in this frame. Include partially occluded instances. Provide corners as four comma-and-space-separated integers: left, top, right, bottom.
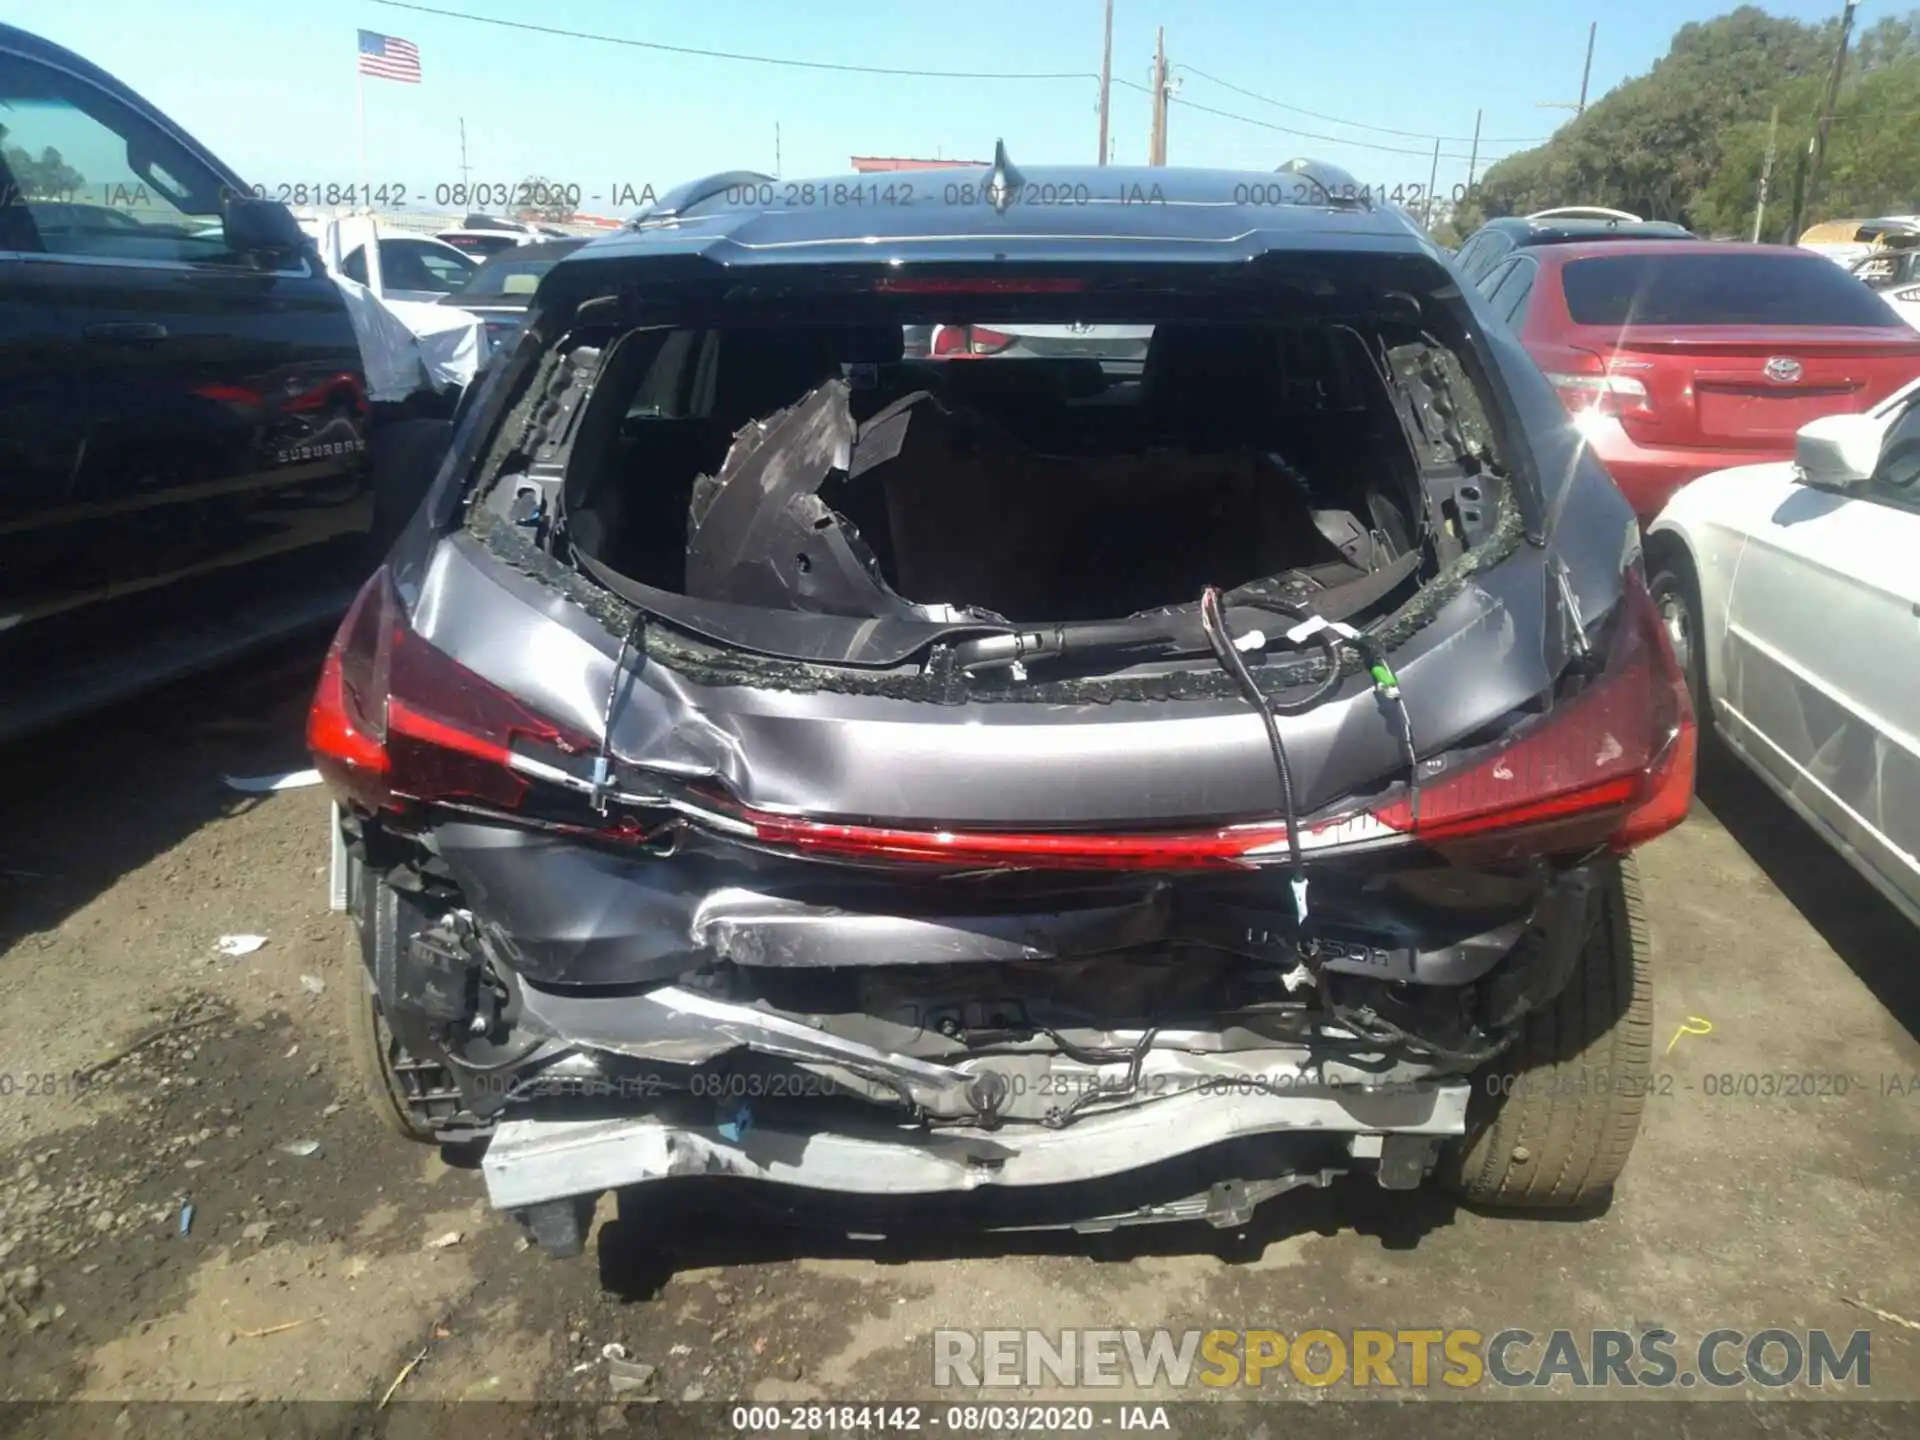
1198, 586, 1338, 927
1200, 585, 1424, 923
1041, 1025, 1163, 1128
1279, 611, 1423, 830
1325, 1001, 1512, 1068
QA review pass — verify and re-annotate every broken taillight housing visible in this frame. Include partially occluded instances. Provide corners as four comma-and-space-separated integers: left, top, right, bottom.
308, 567, 593, 816
1370, 569, 1695, 859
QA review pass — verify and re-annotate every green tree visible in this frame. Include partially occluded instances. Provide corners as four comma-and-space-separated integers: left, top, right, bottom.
1470, 6, 1920, 239
3, 143, 85, 199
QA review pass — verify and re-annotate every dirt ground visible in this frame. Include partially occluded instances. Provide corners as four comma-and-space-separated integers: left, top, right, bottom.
2, 641, 1917, 1437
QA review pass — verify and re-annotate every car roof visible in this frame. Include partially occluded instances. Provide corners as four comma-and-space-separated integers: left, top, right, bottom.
559, 161, 1442, 271
1480, 215, 1698, 245
1530, 239, 1830, 264
471, 238, 587, 264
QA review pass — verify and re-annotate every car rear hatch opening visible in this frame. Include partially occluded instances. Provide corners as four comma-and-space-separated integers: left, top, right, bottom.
470, 257, 1517, 673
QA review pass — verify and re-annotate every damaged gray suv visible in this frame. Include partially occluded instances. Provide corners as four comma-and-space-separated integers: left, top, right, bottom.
313, 156, 1696, 1258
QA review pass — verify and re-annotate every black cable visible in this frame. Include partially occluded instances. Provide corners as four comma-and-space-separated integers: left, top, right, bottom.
1339, 630, 1424, 829
1232, 595, 1424, 839
1045, 1025, 1164, 1128
1200, 586, 1315, 924
1328, 1003, 1512, 1068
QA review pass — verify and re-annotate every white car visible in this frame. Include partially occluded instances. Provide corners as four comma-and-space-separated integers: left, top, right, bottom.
436, 227, 535, 261
337, 233, 478, 304
1646, 376, 1920, 928
1849, 246, 1920, 331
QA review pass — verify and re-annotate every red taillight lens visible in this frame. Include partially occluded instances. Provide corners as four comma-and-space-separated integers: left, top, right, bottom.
929, 324, 1015, 358
1373, 570, 1695, 859
1544, 348, 1649, 418
308, 569, 395, 811
308, 568, 592, 815
744, 815, 1304, 869
966, 326, 1015, 356
929, 324, 969, 357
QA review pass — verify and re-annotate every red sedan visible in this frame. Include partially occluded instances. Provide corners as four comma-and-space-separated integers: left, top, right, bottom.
1474, 239, 1920, 519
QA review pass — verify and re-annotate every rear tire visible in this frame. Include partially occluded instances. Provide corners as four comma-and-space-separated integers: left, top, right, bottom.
1648, 555, 1710, 734
340, 923, 442, 1143
337, 863, 471, 1144
1440, 857, 1653, 1209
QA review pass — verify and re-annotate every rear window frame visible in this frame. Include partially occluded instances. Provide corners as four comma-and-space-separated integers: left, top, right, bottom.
1558, 250, 1904, 329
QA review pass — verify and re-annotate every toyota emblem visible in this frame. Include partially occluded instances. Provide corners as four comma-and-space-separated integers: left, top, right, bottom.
1764, 356, 1804, 383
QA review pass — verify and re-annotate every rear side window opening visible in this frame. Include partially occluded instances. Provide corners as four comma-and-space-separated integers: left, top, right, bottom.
474, 273, 1515, 669
1561, 252, 1904, 328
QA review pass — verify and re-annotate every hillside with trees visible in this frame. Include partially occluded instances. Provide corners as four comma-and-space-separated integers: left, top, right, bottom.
1451, 6, 1920, 242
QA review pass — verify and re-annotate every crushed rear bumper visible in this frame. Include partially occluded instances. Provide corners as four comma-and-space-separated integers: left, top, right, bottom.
480, 1078, 1470, 1251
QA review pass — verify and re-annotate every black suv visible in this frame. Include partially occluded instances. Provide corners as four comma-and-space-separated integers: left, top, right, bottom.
1451, 209, 1698, 287
0, 24, 374, 740
315, 156, 1695, 1256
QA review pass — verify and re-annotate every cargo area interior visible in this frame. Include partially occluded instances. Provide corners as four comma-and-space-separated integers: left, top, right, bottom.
559, 317, 1447, 622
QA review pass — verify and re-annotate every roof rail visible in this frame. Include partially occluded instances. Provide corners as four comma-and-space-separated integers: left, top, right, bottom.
1275, 158, 1371, 209
1527, 206, 1643, 223
633, 170, 777, 224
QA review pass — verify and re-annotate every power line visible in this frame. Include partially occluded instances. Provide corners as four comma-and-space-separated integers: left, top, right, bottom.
1175, 64, 1555, 145
370, 0, 1100, 80
1116, 79, 1523, 163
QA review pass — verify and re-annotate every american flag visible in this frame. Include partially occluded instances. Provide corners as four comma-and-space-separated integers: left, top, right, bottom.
357, 30, 421, 84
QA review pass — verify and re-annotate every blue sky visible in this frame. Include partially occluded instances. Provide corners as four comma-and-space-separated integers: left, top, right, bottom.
9, 0, 1860, 215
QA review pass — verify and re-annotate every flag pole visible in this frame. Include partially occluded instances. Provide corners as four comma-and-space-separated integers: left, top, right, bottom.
355, 56, 367, 215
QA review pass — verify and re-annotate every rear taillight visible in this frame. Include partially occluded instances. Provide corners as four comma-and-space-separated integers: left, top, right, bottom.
930, 324, 1015, 358
1545, 349, 1649, 417
744, 815, 1303, 870
1372, 569, 1695, 859
308, 568, 592, 815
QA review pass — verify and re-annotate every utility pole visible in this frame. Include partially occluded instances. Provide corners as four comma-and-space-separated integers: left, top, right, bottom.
1752, 104, 1779, 243
1422, 137, 1441, 229
775, 121, 782, 177
1096, 0, 1114, 166
1465, 109, 1483, 194
1536, 22, 1598, 118
1797, 0, 1858, 236
1576, 21, 1596, 114
458, 117, 470, 188
1148, 28, 1169, 165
